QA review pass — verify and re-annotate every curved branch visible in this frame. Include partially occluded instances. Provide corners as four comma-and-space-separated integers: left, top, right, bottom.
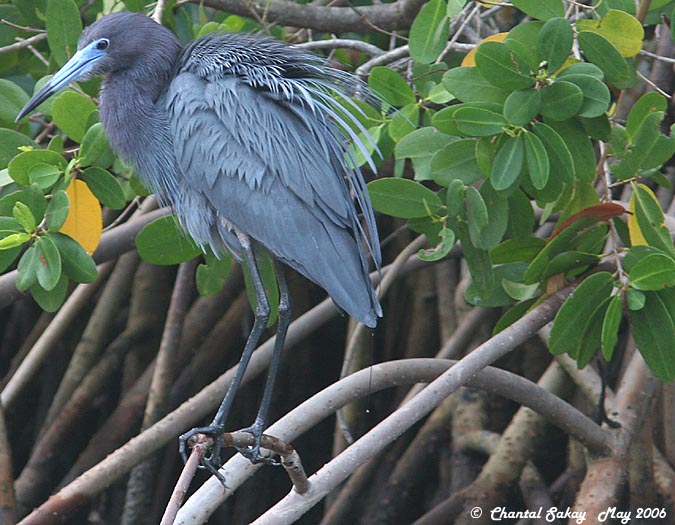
192, 0, 425, 33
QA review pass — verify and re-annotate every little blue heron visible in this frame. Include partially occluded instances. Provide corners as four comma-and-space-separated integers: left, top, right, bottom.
17, 12, 381, 473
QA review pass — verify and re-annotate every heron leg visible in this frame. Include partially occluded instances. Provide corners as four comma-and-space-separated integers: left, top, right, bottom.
236, 260, 291, 464
179, 231, 270, 471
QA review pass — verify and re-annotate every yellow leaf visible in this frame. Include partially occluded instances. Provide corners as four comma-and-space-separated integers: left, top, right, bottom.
575, 10, 644, 57
461, 32, 508, 67
628, 190, 648, 247
478, 0, 504, 7
61, 179, 102, 254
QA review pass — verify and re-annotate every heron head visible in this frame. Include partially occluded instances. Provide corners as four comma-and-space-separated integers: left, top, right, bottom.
16, 13, 180, 121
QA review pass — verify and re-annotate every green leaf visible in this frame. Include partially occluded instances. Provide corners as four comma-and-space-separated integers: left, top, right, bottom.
0, 129, 36, 170
369, 67, 416, 107
447, 0, 467, 17
531, 122, 574, 185
36, 235, 62, 291
466, 186, 488, 246
367, 178, 442, 219
541, 251, 601, 280
561, 74, 610, 118
8, 149, 67, 186
632, 184, 675, 257
431, 139, 482, 185
0, 79, 29, 127
48, 231, 98, 283
625, 92, 667, 140
491, 237, 546, 264
540, 81, 584, 120
17, 244, 39, 292
629, 253, 675, 290
79, 123, 115, 168
389, 104, 419, 141
503, 89, 541, 126
475, 42, 535, 91
490, 135, 524, 192
601, 294, 623, 360
445, 179, 465, 215
511, 0, 564, 20
13, 201, 36, 232
548, 272, 614, 356
547, 119, 596, 182
631, 291, 675, 381
501, 279, 539, 301
81, 167, 127, 210
451, 215, 495, 299
196, 251, 232, 296
476, 184, 509, 250
136, 215, 202, 265
417, 227, 455, 262
45, 190, 70, 231
29, 163, 62, 190
51, 91, 97, 143
30, 273, 68, 312
523, 131, 549, 190
442, 67, 509, 104
454, 107, 506, 136
627, 287, 646, 311
409, 0, 450, 64
494, 298, 537, 334
395, 127, 454, 181
465, 262, 527, 307
506, 190, 535, 241
0, 232, 31, 250
46, 0, 82, 66
537, 17, 573, 73
576, 9, 644, 58
504, 21, 544, 70
577, 31, 631, 84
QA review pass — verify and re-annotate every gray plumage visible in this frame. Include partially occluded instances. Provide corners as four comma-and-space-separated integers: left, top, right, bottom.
57, 12, 381, 326
16, 10, 384, 468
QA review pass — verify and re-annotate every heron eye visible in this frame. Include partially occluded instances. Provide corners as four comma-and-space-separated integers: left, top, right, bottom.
96, 39, 109, 51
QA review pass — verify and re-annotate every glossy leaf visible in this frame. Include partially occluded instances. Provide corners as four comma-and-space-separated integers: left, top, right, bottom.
536, 17, 573, 73
540, 81, 583, 120
36, 234, 62, 291
431, 139, 483, 185
630, 184, 675, 257
442, 67, 509, 104
601, 294, 623, 360
531, 122, 574, 185
51, 91, 97, 143
409, 0, 450, 64
30, 274, 68, 312
0, 129, 36, 169
0, 79, 29, 126
474, 42, 534, 91
631, 291, 675, 381
136, 215, 202, 265
369, 67, 416, 107
577, 31, 631, 84
511, 0, 564, 20
629, 254, 675, 290
418, 227, 455, 262
395, 127, 454, 181
576, 9, 644, 58
196, 252, 232, 296
48, 231, 98, 282
81, 167, 127, 210
46, 0, 82, 66
8, 149, 66, 186
625, 92, 667, 140
523, 131, 549, 190
561, 74, 610, 118
548, 272, 613, 356
503, 89, 540, 126
79, 123, 115, 168
490, 135, 524, 192
368, 178, 442, 219
454, 107, 506, 136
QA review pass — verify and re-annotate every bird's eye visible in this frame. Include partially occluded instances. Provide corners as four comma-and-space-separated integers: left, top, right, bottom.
96, 39, 109, 51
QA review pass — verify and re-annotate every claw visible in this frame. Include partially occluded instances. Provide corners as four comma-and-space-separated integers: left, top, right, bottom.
233, 422, 280, 465
179, 424, 226, 478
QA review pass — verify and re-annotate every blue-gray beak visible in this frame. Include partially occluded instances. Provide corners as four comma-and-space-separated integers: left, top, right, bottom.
16, 41, 105, 122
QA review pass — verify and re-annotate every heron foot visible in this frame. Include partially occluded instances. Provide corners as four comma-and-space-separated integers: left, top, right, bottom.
235, 422, 280, 466
179, 424, 228, 485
